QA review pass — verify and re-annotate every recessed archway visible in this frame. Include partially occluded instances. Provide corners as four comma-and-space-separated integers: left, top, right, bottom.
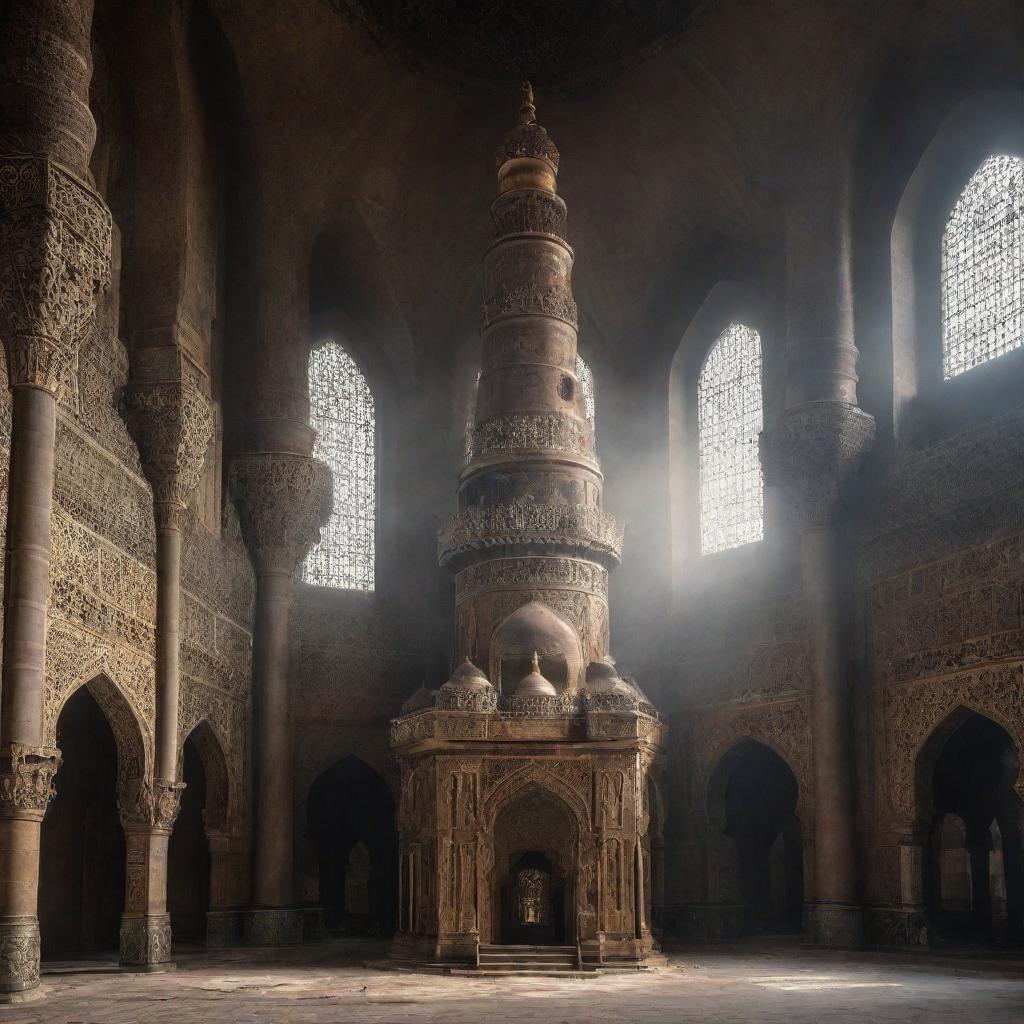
306, 756, 397, 937
706, 739, 804, 938
167, 733, 212, 946
39, 686, 126, 958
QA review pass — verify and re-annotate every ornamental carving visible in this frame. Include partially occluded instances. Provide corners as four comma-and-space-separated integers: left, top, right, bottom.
482, 283, 577, 329
0, 921, 39, 988
882, 665, 1024, 823
760, 402, 876, 528
119, 915, 172, 966
495, 122, 560, 170
491, 191, 567, 239
438, 503, 622, 566
455, 557, 607, 604
0, 158, 112, 391
690, 696, 813, 827
229, 452, 333, 575
118, 777, 186, 831
0, 743, 61, 814
121, 378, 214, 528
468, 412, 594, 462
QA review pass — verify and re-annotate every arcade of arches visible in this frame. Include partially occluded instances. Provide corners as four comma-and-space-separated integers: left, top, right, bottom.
0, 0, 1024, 1015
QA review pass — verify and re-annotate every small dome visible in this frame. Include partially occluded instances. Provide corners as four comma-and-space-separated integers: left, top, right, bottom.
515, 652, 557, 698
584, 659, 632, 695
444, 657, 493, 693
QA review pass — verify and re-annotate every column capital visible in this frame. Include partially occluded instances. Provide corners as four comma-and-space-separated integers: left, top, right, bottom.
122, 376, 214, 530
0, 157, 112, 392
760, 402, 876, 529
117, 777, 187, 833
229, 452, 333, 577
0, 743, 61, 820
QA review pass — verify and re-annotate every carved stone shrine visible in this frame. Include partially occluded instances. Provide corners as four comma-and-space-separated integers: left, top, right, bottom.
390, 85, 665, 969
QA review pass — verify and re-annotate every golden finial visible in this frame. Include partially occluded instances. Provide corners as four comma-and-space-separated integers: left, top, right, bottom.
531, 651, 540, 672
519, 81, 537, 125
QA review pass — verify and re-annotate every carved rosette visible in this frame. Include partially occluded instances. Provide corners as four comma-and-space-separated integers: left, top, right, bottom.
0, 157, 112, 392
0, 743, 61, 819
760, 402, 876, 528
229, 452, 334, 576
122, 378, 215, 529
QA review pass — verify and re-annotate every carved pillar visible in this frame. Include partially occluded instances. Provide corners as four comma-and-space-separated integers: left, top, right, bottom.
120, 376, 213, 965
760, 184, 875, 948
0, 0, 111, 996
229, 450, 331, 940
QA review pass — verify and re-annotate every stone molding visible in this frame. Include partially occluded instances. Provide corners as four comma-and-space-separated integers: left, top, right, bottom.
760, 401, 876, 528
122, 378, 214, 529
438, 502, 623, 566
0, 743, 61, 817
482, 283, 578, 329
0, 157, 111, 391
491, 189, 567, 239
229, 452, 333, 577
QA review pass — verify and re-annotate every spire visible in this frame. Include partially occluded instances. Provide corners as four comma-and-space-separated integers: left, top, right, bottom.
531, 650, 540, 672
519, 81, 537, 125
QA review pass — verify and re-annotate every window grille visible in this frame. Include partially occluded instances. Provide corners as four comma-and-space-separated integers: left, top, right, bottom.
698, 323, 764, 554
575, 354, 595, 426
302, 341, 375, 590
941, 155, 1024, 379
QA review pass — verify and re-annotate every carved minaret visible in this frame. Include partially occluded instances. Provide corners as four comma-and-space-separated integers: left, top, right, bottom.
439, 83, 621, 692
392, 87, 663, 970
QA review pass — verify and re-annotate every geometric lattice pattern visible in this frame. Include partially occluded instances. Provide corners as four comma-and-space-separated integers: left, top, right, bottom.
698, 322, 764, 555
941, 154, 1024, 379
575, 354, 595, 427
302, 341, 375, 590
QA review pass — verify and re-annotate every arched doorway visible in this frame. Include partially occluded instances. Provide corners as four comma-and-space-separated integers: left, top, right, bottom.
707, 740, 803, 937
39, 687, 126, 958
490, 785, 577, 945
306, 757, 397, 936
920, 712, 1023, 947
167, 734, 211, 946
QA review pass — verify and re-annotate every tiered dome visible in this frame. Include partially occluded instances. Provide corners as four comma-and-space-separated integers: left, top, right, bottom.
514, 652, 557, 697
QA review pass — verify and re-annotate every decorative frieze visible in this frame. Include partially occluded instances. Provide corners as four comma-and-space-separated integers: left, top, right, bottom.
455, 556, 607, 604
438, 503, 622, 566
491, 190, 567, 239
482, 284, 578, 329
468, 412, 595, 463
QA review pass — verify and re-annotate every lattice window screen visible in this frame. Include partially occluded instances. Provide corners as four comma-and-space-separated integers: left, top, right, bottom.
698, 323, 764, 555
302, 341, 375, 590
941, 154, 1024, 379
575, 354, 595, 427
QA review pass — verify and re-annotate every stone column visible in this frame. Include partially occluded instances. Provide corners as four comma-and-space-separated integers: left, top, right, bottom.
230, 450, 331, 943
0, 0, 111, 996
120, 376, 213, 966
761, 184, 875, 948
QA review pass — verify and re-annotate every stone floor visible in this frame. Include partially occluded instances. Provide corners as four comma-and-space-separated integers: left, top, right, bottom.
6, 941, 1023, 1023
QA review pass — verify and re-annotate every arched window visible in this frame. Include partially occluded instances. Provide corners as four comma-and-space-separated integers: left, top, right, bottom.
575, 354, 595, 427
698, 323, 763, 555
941, 154, 1024, 379
302, 341, 375, 590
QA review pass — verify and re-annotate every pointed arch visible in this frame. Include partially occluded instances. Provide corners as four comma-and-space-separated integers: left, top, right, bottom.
181, 719, 231, 832
302, 340, 376, 590
482, 763, 591, 832
488, 599, 584, 693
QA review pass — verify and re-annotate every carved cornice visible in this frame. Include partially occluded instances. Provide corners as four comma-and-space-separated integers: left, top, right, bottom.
438, 502, 623, 567
122, 378, 214, 529
760, 401, 876, 528
229, 452, 333, 576
0, 743, 61, 817
455, 556, 608, 604
0, 157, 112, 391
491, 190, 567, 239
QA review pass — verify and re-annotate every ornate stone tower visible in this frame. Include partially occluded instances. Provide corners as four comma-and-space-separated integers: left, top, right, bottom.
391, 86, 664, 970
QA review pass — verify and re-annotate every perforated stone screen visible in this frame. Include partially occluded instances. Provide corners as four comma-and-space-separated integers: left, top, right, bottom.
698, 323, 764, 555
576, 354, 595, 427
941, 154, 1024, 379
303, 341, 375, 590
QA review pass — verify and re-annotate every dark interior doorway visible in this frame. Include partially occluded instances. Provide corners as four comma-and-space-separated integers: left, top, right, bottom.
39, 686, 126, 958
168, 734, 211, 945
306, 756, 397, 936
926, 713, 1023, 947
715, 740, 803, 936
